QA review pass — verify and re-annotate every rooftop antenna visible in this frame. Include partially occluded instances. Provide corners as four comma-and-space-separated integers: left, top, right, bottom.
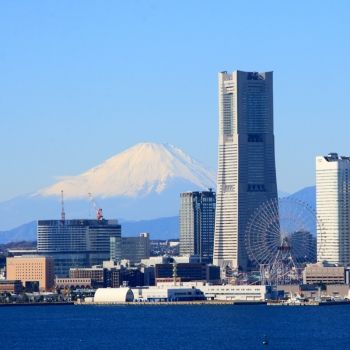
61, 190, 65, 221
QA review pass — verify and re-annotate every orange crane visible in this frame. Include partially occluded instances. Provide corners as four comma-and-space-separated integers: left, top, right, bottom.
88, 192, 104, 221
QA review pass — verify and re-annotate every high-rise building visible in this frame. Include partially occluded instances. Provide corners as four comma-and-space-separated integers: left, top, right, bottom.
179, 190, 216, 262
213, 71, 278, 271
290, 230, 316, 263
316, 153, 350, 266
37, 219, 121, 276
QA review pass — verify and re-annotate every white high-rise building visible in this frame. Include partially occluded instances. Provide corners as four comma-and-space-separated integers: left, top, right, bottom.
213, 71, 278, 271
316, 153, 350, 266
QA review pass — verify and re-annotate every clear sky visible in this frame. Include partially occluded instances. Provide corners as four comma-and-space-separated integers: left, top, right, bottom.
1, 1, 349, 202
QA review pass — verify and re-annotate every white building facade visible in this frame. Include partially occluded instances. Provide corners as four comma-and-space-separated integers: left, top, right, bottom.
213, 71, 278, 271
154, 281, 269, 301
316, 153, 350, 266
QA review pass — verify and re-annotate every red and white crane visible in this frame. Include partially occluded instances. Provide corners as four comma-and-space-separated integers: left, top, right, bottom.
88, 192, 104, 221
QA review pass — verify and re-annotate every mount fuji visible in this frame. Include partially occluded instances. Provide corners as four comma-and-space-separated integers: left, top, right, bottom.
0, 143, 216, 231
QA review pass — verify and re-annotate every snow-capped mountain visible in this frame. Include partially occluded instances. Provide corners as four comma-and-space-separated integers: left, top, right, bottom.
38, 142, 215, 198
0, 143, 216, 231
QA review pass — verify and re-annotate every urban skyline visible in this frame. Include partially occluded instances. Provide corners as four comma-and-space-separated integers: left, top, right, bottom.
2, 3, 350, 349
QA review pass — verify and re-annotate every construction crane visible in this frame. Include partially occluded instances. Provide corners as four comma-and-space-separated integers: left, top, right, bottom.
88, 192, 104, 221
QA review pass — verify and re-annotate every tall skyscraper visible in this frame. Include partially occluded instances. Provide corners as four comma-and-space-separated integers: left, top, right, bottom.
180, 190, 216, 263
213, 71, 278, 271
316, 153, 350, 266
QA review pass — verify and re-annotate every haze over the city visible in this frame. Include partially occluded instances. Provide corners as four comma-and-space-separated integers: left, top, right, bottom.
1, 1, 350, 202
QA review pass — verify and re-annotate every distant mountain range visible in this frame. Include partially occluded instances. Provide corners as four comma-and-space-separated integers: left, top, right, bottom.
0, 142, 215, 231
0, 186, 316, 244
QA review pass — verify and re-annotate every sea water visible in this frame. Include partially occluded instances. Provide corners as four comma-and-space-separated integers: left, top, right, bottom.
0, 304, 349, 350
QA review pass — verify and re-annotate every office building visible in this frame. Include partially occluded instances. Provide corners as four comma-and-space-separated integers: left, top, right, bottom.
155, 263, 220, 283
37, 219, 121, 276
316, 153, 350, 265
110, 233, 150, 264
69, 264, 145, 288
6, 256, 55, 291
69, 267, 105, 288
179, 190, 216, 262
213, 70, 278, 271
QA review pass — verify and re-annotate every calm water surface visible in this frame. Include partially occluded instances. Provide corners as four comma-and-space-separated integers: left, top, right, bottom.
1, 304, 349, 350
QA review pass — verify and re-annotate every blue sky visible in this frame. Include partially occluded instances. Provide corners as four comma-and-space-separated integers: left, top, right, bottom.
1, 1, 349, 202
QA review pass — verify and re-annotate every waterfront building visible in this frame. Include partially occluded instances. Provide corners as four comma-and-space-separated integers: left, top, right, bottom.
6, 256, 55, 291
132, 286, 205, 302
0, 280, 23, 294
316, 153, 350, 266
148, 280, 270, 301
93, 288, 134, 303
110, 233, 150, 264
37, 219, 121, 276
193, 284, 268, 301
213, 70, 278, 271
303, 263, 345, 285
179, 190, 216, 263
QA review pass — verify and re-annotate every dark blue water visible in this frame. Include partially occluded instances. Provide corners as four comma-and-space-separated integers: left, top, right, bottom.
0, 304, 349, 350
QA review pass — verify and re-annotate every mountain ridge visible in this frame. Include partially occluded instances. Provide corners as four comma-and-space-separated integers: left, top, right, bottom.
0, 142, 215, 230
37, 142, 215, 199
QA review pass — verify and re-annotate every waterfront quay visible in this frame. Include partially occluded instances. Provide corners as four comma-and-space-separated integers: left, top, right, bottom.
76, 300, 267, 306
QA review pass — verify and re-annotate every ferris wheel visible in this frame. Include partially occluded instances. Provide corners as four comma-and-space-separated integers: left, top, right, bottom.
245, 197, 324, 285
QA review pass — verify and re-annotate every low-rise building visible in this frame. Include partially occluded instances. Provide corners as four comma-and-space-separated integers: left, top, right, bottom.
69, 267, 105, 288
0, 280, 23, 294
55, 278, 92, 289
303, 263, 345, 284
155, 281, 269, 301
132, 286, 205, 302
199, 284, 268, 301
69, 264, 145, 288
6, 256, 55, 291
93, 288, 134, 303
